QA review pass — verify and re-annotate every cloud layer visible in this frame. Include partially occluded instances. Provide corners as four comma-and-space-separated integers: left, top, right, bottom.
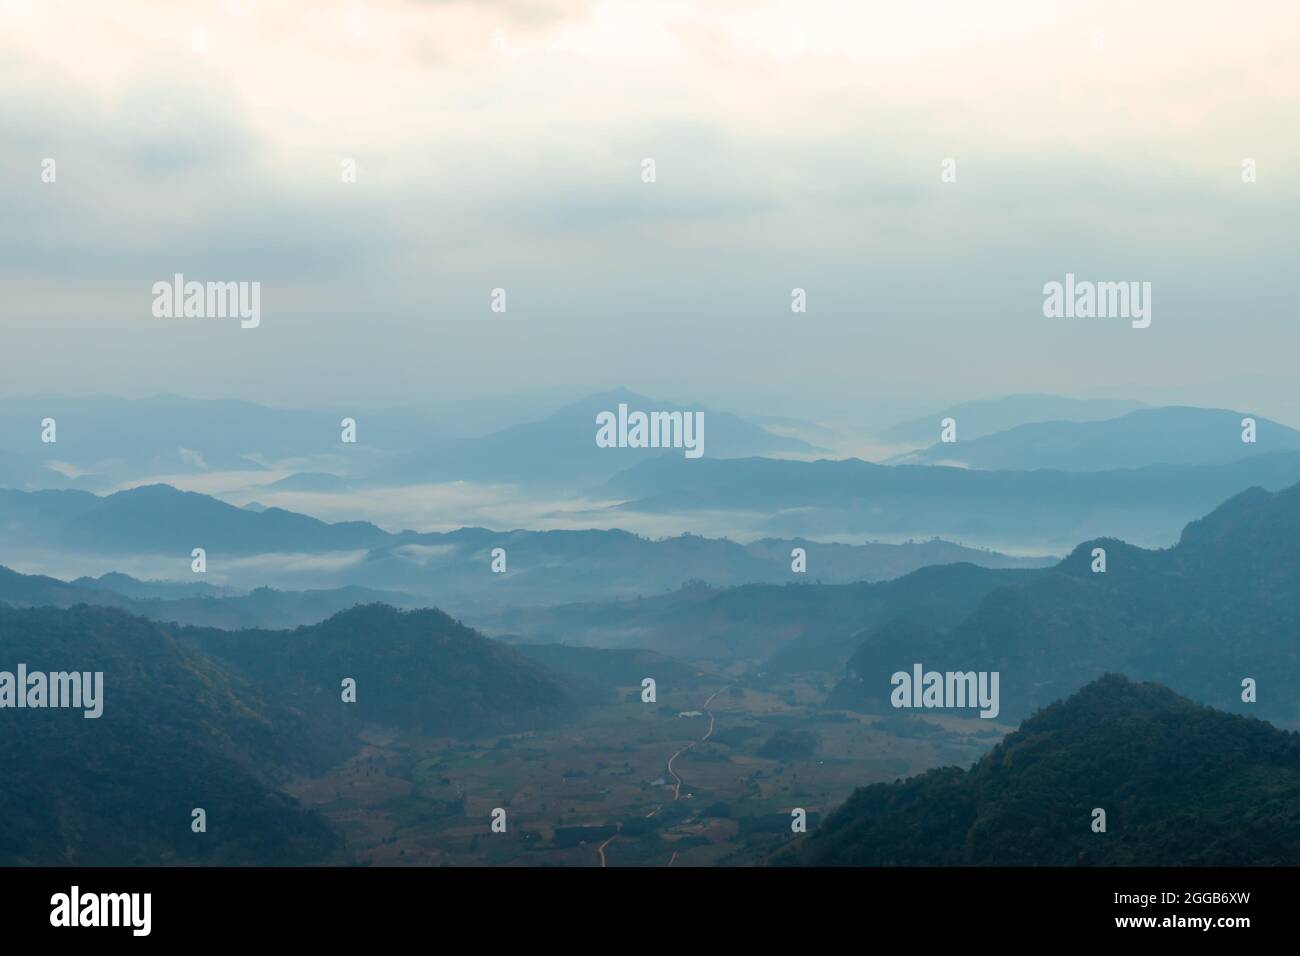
2, 0, 1297, 421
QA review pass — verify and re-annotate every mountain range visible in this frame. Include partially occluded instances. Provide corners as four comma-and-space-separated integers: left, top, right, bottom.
603, 450, 1300, 549
875, 394, 1149, 446
478, 563, 1042, 670
367, 387, 818, 489
828, 479, 1300, 723
7, 473, 1300, 866
0, 564, 418, 630
0, 484, 1049, 608
890, 406, 1300, 470
0, 389, 814, 493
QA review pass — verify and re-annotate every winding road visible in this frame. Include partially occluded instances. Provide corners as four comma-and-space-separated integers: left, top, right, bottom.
597, 686, 729, 867
666, 687, 728, 801
597, 827, 620, 868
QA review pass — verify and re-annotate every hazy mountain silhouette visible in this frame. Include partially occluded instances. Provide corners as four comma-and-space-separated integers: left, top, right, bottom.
1, 564, 416, 629
0, 390, 624, 490
267, 471, 355, 492
788, 675, 1300, 866
0, 394, 429, 486
0, 484, 389, 555
512, 644, 702, 703
480, 563, 1042, 669
71, 571, 237, 600
0, 565, 141, 611
891, 406, 1300, 470
351, 528, 1048, 608
0, 485, 1049, 606
877, 394, 1148, 446
0, 448, 70, 491
371, 388, 818, 489
603, 451, 1300, 549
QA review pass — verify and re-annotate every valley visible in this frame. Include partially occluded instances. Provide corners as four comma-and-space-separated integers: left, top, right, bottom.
285, 674, 1004, 867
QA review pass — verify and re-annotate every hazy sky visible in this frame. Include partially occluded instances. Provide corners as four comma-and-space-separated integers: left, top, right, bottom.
2, 0, 1297, 423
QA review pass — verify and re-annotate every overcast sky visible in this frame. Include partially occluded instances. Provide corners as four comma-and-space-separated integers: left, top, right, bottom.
2, 0, 1297, 425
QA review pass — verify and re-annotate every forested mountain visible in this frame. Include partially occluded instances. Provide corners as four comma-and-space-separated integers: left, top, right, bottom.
0, 604, 342, 865
788, 675, 1300, 866
178, 604, 582, 737
0, 600, 606, 864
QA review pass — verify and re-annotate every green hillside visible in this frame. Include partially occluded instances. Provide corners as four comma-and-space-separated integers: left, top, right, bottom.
789, 675, 1300, 866
0, 604, 342, 865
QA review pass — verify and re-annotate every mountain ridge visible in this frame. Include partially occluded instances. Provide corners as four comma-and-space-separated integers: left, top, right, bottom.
890, 406, 1300, 470
829, 480, 1300, 723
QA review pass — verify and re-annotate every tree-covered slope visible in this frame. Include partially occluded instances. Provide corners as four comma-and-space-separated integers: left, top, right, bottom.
180, 604, 582, 737
789, 675, 1300, 866
0, 604, 342, 865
